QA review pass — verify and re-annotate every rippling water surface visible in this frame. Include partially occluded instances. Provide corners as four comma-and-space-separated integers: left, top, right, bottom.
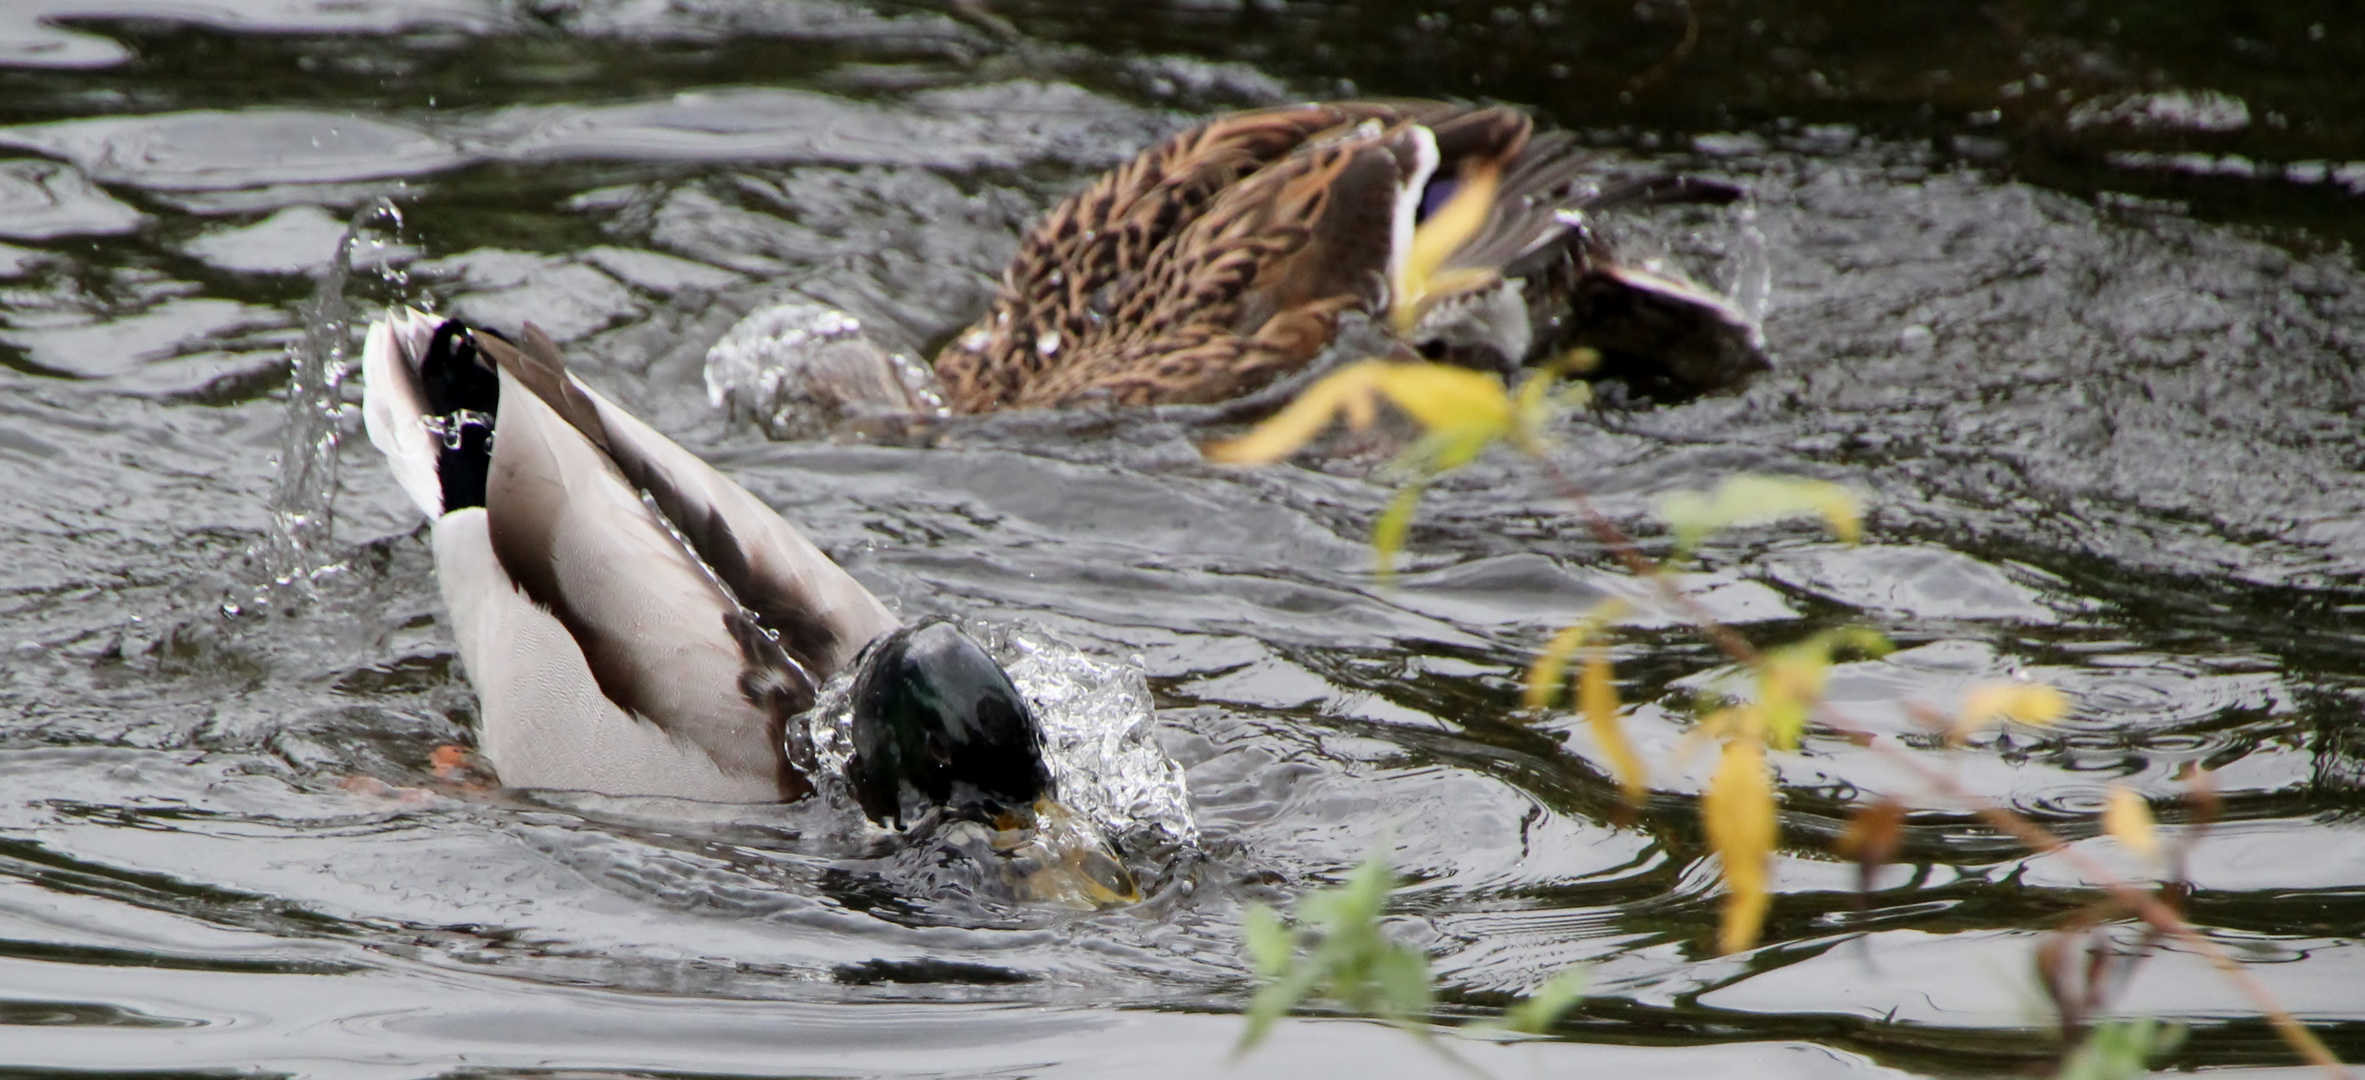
3, 2, 2363, 1076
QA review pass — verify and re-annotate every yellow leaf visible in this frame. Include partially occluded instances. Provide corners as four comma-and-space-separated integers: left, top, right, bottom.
1204, 362, 1390, 465
1954, 681, 2070, 739
1702, 739, 1776, 954
1696, 704, 1759, 742
1513, 366, 1557, 423
1507, 354, 1595, 453
2103, 786, 2159, 862
1522, 598, 1630, 712
1373, 362, 1512, 435
1549, 345, 1601, 375
1524, 624, 1588, 712
1392, 163, 1500, 333
1372, 483, 1426, 583
1205, 361, 1521, 468
1755, 650, 1829, 751
1581, 649, 1646, 804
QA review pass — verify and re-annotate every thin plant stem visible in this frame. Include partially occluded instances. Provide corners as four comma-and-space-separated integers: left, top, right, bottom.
1526, 452, 2349, 1079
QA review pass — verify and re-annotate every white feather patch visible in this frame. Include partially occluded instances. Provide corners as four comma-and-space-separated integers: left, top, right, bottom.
434, 507, 781, 802
360, 307, 447, 519
1383, 125, 1442, 308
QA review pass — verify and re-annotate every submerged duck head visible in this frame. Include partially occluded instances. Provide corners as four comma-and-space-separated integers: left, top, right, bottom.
844, 621, 1139, 908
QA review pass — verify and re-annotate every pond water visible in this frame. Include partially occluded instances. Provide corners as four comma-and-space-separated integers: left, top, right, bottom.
2, 1, 2362, 1077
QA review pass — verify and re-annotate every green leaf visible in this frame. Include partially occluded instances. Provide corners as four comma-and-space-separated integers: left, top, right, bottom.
1658, 476, 1864, 559
2056, 1018, 2185, 1080
1237, 848, 1424, 1058
1244, 903, 1292, 978
1754, 628, 1893, 750
1816, 626, 1894, 660
1321, 849, 1397, 932
1760, 697, 1812, 752
1240, 962, 1325, 1054
1485, 969, 1590, 1035
1371, 942, 1435, 1018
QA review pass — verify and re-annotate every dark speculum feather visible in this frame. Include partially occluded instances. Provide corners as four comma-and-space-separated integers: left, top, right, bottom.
1418, 177, 1460, 221
420, 320, 501, 512
845, 622, 1051, 827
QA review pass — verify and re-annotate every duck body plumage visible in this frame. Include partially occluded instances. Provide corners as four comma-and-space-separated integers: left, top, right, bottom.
932, 100, 1763, 412
366, 308, 903, 802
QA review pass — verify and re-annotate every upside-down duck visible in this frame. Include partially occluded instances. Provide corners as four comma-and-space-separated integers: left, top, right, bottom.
362, 308, 1136, 906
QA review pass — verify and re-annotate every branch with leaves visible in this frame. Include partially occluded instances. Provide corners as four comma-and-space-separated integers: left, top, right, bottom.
1205, 357, 2344, 1078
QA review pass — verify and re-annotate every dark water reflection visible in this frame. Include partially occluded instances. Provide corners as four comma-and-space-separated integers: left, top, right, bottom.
1, 1, 2362, 1076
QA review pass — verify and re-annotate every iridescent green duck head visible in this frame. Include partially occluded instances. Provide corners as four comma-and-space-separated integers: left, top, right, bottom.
844, 621, 1139, 908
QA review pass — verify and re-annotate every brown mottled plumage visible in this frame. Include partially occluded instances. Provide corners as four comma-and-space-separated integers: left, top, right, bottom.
933, 101, 1762, 413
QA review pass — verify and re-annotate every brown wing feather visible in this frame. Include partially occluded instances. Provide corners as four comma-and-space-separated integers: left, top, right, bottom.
1448, 129, 1599, 275
992, 115, 1435, 409
938, 102, 1425, 411
935, 99, 1734, 412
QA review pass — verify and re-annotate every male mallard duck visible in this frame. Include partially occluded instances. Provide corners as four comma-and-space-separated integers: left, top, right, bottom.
930, 100, 1764, 412
362, 308, 1135, 905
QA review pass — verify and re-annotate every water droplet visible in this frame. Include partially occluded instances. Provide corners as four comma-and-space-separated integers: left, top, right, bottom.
1036, 330, 1062, 356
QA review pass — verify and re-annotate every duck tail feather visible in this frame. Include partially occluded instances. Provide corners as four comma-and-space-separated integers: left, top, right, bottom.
1442, 130, 1597, 275
476, 321, 900, 681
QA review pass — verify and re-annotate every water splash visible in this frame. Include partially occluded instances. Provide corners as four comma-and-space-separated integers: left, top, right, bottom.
1724, 198, 1772, 329
805, 621, 1197, 849
989, 624, 1198, 849
259, 199, 405, 589
704, 297, 947, 441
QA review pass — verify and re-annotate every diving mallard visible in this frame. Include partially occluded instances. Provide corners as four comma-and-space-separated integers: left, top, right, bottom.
929, 100, 1764, 413
362, 308, 1135, 905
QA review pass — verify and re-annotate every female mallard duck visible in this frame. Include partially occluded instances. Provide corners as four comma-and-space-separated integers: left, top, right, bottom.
362, 308, 1134, 904
929, 100, 1763, 412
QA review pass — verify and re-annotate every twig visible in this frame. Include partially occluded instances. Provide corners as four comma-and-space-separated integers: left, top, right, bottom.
1892, 748, 2346, 1079
1527, 453, 2349, 1079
